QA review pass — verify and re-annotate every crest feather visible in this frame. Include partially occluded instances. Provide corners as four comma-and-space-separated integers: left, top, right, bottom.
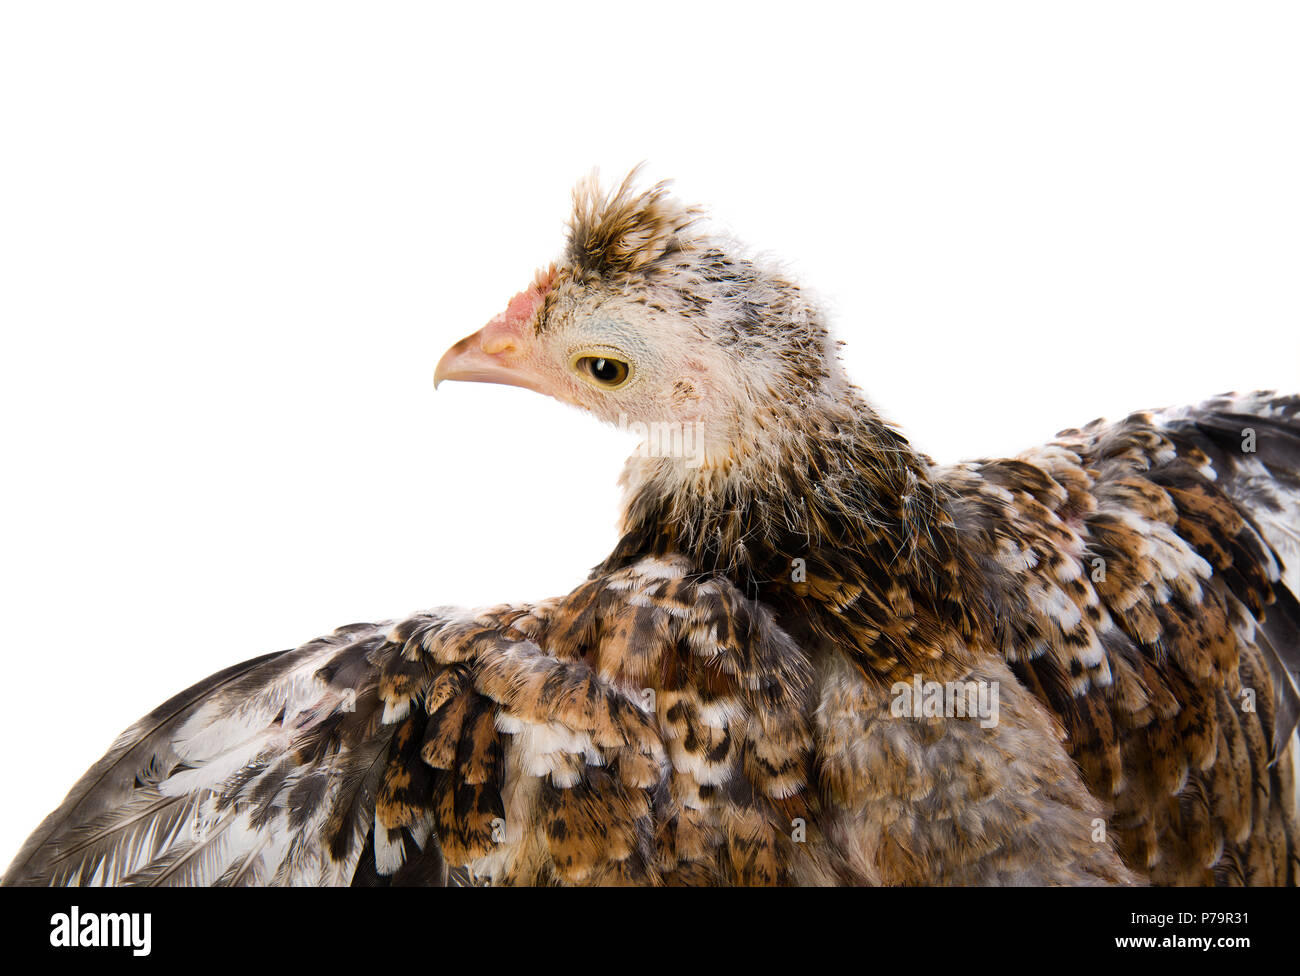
567, 166, 703, 279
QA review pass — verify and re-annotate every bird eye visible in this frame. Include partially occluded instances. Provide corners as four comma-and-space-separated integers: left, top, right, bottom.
575, 355, 631, 388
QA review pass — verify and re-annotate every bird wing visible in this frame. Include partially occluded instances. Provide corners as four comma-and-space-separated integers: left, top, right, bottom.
945, 391, 1300, 884
2, 557, 814, 887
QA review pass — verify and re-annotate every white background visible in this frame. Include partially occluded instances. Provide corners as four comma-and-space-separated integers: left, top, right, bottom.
1, 1, 1297, 868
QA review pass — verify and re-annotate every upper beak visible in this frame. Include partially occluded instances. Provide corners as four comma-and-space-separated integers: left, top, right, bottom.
433, 320, 547, 395
437, 271, 556, 396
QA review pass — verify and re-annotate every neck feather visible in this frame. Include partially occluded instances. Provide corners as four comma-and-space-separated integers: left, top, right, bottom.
602, 392, 992, 682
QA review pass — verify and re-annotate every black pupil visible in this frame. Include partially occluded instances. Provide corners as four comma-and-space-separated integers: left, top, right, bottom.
591, 358, 620, 382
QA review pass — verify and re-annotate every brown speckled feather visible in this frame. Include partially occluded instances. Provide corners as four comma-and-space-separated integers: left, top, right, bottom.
4, 175, 1297, 886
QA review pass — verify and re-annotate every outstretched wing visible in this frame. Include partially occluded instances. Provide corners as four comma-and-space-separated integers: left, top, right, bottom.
2, 557, 814, 887
1158, 391, 1300, 735
945, 391, 1300, 885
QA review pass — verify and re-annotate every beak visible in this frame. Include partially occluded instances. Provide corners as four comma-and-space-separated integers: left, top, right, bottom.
435, 275, 554, 395
433, 326, 546, 395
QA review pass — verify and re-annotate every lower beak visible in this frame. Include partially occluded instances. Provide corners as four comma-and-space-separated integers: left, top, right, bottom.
433, 328, 547, 395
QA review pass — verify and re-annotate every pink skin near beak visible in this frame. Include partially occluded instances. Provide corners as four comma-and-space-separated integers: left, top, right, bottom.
434, 276, 552, 395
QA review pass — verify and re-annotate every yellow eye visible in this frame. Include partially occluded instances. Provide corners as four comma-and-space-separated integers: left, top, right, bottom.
575, 355, 631, 388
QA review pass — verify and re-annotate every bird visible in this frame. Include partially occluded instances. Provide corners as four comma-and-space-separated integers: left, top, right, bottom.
4, 169, 1299, 887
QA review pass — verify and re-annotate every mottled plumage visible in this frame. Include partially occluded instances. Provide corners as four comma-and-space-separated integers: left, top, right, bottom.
5, 172, 1298, 886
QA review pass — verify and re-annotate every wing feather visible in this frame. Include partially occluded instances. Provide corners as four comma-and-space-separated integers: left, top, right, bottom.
3, 561, 814, 886
945, 391, 1300, 884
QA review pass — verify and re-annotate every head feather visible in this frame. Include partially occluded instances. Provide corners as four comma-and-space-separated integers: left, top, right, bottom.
567, 166, 703, 280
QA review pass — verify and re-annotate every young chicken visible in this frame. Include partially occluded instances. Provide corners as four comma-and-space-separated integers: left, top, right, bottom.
5, 171, 1298, 886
